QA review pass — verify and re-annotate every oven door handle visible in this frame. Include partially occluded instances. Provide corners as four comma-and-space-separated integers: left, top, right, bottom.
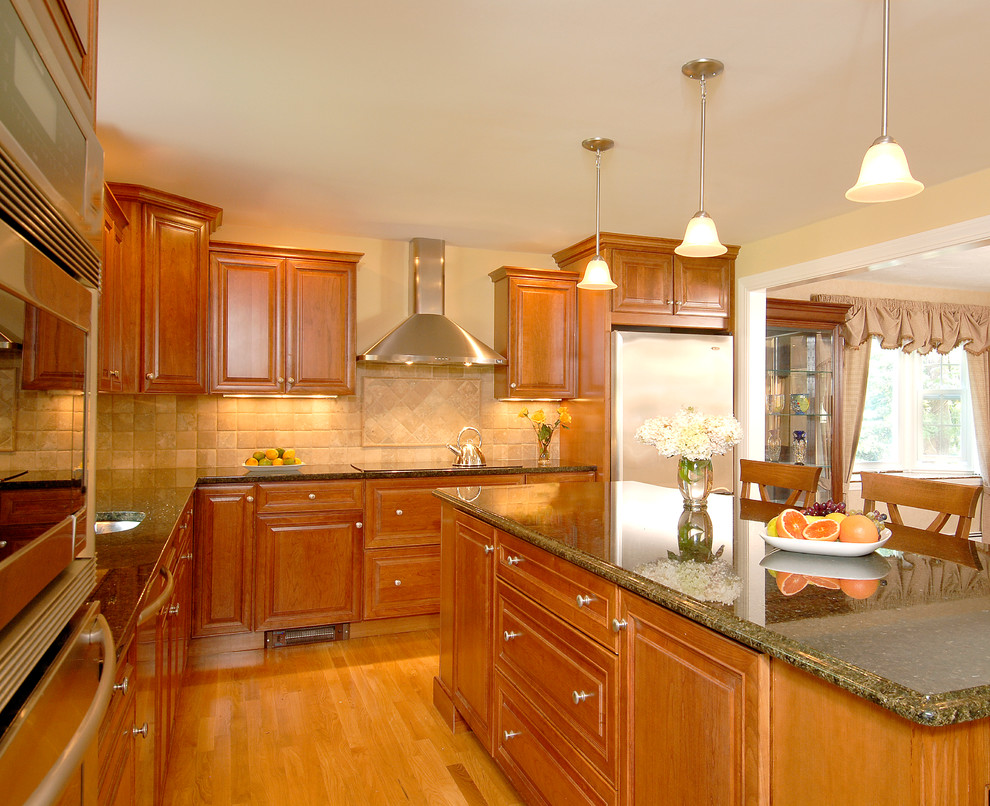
24, 612, 116, 806
138, 566, 175, 626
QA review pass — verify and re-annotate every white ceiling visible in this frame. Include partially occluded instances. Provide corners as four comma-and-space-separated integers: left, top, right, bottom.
96, 1, 990, 280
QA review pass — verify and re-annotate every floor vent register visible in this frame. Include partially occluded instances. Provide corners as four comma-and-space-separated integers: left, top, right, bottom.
265, 623, 350, 648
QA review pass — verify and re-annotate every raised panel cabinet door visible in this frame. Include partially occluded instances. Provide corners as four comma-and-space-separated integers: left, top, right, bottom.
509, 278, 576, 398
210, 251, 284, 393
20, 305, 85, 390
610, 250, 675, 319
619, 591, 769, 806
193, 485, 255, 636
254, 511, 363, 631
672, 255, 732, 321
141, 205, 211, 393
452, 514, 497, 753
284, 259, 355, 394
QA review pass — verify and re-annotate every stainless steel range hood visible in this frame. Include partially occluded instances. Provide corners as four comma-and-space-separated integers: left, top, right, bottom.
358, 238, 506, 366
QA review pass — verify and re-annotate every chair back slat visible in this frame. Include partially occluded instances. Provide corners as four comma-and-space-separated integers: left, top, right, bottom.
739, 460, 823, 510
860, 472, 983, 539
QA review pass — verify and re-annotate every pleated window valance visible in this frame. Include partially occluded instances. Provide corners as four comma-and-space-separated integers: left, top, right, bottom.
811, 294, 990, 355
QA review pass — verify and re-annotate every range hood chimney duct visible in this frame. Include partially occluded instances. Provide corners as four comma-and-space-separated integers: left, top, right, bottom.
358, 238, 506, 366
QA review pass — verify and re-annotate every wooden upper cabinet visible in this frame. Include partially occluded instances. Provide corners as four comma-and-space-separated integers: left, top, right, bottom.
107, 183, 222, 395
552, 233, 738, 331
98, 185, 132, 392
209, 243, 360, 395
20, 304, 85, 391
489, 266, 578, 400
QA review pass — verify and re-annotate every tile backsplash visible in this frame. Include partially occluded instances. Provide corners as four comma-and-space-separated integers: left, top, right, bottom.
94, 364, 566, 490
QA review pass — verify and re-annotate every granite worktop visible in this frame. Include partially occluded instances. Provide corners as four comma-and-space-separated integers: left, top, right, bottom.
90, 462, 594, 656
434, 479, 990, 727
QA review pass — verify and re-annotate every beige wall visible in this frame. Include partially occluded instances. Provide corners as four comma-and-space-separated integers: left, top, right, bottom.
736, 168, 990, 278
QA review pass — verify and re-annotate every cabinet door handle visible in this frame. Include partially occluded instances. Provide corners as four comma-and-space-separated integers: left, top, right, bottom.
132, 722, 149, 738
355, 521, 363, 529
612, 618, 628, 632
181, 553, 193, 561
506, 556, 524, 566
277, 377, 284, 383
308, 493, 316, 500
288, 377, 295, 384
0, 540, 6, 549
395, 509, 403, 516
503, 630, 522, 641
113, 677, 129, 695
145, 373, 154, 380
503, 729, 521, 741
509, 382, 517, 389
572, 690, 594, 705
576, 594, 595, 608
168, 603, 180, 616
110, 370, 120, 378
483, 544, 494, 554
246, 495, 254, 503
394, 579, 402, 587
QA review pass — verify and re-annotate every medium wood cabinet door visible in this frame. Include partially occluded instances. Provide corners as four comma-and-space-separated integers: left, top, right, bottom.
610, 250, 675, 319
210, 252, 283, 394
284, 259, 355, 394
20, 305, 85, 391
98, 189, 136, 393
619, 590, 768, 806
490, 267, 578, 399
452, 514, 497, 752
141, 204, 212, 393
254, 510, 363, 630
673, 254, 732, 320
193, 485, 255, 636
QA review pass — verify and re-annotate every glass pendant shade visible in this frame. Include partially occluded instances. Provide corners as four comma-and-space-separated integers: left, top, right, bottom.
674, 211, 727, 257
845, 136, 924, 202
578, 256, 617, 290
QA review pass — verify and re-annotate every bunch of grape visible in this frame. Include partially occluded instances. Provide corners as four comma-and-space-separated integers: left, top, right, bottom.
802, 499, 847, 517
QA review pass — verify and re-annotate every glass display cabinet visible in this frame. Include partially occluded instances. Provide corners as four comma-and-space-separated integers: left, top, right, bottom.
765, 298, 850, 503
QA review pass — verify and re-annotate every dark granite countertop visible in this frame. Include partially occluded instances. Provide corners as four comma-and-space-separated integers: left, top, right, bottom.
0, 470, 82, 489
90, 462, 594, 658
434, 480, 990, 727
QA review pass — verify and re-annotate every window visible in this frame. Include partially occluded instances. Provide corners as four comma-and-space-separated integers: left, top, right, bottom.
855, 338, 977, 472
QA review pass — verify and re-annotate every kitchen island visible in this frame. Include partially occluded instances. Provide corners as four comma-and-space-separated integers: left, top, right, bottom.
434, 480, 990, 806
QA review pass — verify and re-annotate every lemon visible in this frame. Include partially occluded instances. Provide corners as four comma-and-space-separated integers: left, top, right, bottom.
259, 457, 273, 466
272, 457, 284, 466
253, 451, 265, 461
276, 447, 286, 458
766, 518, 778, 537
825, 512, 847, 523
264, 448, 278, 460
245, 457, 259, 466
283, 448, 296, 461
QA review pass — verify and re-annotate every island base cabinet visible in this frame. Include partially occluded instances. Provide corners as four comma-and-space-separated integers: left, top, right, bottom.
494, 676, 616, 806
619, 590, 769, 806
771, 661, 990, 806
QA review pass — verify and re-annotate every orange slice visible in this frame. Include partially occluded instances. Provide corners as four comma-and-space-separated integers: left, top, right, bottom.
806, 575, 841, 589
775, 509, 809, 540
802, 519, 840, 542
776, 572, 808, 596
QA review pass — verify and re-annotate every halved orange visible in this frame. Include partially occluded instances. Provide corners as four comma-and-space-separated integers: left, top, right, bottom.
802, 519, 840, 542
775, 509, 809, 540
776, 572, 808, 596
806, 575, 841, 589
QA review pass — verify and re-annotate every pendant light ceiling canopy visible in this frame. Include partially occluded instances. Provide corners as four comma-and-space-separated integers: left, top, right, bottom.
675, 58, 727, 258
577, 137, 617, 290
846, 0, 923, 203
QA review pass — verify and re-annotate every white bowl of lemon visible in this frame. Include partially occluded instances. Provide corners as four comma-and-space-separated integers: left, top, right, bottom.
243, 448, 304, 470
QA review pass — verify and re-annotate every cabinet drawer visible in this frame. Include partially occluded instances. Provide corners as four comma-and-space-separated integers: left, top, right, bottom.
365, 475, 523, 549
363, 546, 440, 619
256, 481, 363, 513
0, 487, 83, 524
99, 641, 136, 803
495, 581, 618, 782
497, 530, 619, 651
494, 675, 616, 806
524, 470, 596, 484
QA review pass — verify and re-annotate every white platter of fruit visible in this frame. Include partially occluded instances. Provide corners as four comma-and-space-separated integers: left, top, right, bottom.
760, 501, 890, 557
243, 448, 304, 470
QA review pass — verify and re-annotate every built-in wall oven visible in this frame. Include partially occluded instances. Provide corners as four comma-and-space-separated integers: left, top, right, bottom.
0, 0, 111, 804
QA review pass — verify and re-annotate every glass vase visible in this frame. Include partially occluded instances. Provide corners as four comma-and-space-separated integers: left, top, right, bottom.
766, 430, 781, 462
537, 438, 552, 467
677, 456, 713, 510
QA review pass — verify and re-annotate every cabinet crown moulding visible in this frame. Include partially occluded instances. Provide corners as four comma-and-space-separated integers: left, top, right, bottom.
552, 232, 740, 267
105, 182, 224, 231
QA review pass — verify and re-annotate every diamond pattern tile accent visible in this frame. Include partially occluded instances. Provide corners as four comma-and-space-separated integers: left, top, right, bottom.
362, 376, 482, 446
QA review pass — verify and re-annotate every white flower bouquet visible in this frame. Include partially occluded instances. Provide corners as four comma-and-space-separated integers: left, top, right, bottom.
635, 406, 743, 461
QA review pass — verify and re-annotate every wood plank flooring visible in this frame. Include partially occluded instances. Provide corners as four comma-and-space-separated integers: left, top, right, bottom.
163, 629, 523, 806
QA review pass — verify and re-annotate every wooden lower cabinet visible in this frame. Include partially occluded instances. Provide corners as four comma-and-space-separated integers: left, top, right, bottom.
363, 545, 441, 619
98, 637, 137, 806
618, 590, 769, 806
193, 484, 255, 636
254, 510, 363, 630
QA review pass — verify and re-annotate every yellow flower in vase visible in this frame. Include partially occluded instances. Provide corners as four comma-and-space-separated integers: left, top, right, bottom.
519, 406, 572, 467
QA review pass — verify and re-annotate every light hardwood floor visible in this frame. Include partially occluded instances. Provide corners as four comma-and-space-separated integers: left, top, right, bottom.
162, 629, 523, 806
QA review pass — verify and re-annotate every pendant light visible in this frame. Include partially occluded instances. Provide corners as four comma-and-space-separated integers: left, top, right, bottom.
846, 0, 923, 203
675, 58, 727, 258
577, 137, 617, 290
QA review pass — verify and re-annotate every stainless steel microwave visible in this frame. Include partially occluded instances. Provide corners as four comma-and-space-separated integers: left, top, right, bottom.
0, 0, 103, 287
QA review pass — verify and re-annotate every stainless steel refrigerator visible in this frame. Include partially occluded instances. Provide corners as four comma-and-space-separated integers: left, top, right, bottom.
612, 330, 735, 491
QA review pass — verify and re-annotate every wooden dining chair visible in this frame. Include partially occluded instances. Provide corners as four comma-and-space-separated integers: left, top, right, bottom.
739, 460, 823, 508
860, 472, 983, 539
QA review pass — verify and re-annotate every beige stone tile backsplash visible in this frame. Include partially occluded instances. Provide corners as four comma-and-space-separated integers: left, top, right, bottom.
94, 364, 567, 482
